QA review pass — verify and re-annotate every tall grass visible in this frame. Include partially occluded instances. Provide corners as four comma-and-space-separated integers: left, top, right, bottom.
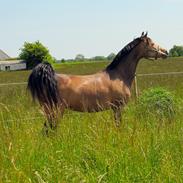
1, 103, 183, 182
1, 57, 183, 182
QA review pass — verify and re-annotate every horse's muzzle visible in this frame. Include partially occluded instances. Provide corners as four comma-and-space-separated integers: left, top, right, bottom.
160, 50, 168, 59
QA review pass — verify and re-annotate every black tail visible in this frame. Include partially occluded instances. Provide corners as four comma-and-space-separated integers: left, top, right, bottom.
27, 62, 59, 108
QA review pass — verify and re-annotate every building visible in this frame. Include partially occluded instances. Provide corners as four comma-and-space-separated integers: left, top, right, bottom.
0, 49, 10, 60
0, 49, 26, 71
0, 60, 26, 71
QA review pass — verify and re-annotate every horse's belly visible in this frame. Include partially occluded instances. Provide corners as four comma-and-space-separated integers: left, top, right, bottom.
62, 94, 112, 112
60, 86, 129, 112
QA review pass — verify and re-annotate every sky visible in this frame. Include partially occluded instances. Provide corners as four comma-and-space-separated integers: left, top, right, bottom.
1, 0, 183, 59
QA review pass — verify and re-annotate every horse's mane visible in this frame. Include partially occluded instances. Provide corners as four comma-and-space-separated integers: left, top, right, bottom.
106, 37, 141, 71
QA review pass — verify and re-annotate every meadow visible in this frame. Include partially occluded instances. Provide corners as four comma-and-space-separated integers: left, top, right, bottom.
1, 57, 183, 182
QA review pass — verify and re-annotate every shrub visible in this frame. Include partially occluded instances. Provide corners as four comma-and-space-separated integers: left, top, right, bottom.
137, 87, 178, 120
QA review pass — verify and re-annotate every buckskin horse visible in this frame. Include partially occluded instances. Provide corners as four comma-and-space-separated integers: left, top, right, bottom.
28, 32, 168, 132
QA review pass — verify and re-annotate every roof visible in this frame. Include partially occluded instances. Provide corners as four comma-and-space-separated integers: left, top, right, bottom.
0, 49, 10, 60
0, 60, 25, 65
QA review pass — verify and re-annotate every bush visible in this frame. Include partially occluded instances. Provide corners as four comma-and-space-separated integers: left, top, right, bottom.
137, 87, 178, 120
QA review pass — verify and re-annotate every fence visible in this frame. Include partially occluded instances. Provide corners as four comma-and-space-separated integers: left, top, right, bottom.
1, 71, 183, 96
1, 71, 183, 87
134, 71, 183, 98
0, 82, 27, 87
0, 71, 183, 122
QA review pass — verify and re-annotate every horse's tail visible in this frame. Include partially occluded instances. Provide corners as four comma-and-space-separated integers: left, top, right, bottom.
27, 62, 60, 108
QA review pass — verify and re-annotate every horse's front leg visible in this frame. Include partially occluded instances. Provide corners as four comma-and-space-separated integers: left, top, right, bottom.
112, 106, 122, 127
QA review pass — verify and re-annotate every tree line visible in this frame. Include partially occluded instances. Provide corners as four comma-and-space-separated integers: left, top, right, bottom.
169, 45, 183, 57
74, 53, 116, 62
19, 41, 183, 69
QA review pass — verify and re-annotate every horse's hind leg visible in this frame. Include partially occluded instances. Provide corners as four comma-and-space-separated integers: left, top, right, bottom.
112, 106, 122, 127
42, 105, 65, 134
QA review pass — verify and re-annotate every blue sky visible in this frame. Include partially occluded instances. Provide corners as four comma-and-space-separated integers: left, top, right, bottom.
1, 0, 183, 59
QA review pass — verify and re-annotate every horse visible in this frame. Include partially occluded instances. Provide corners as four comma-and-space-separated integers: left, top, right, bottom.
27, 32, 168, 132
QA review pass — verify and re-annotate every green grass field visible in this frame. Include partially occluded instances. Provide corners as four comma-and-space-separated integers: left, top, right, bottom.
1, 57, 183, 182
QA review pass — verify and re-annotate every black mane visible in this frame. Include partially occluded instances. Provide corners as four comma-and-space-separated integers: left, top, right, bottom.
106, 38, 141, 71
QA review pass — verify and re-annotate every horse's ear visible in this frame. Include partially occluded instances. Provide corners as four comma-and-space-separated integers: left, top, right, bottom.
141, 32, 144, 37
144, 32, 148, 37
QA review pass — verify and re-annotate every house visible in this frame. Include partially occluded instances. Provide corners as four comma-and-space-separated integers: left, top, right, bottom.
0, 49, 10, 60
0, 49, 26, 71
0, 60, 26, 71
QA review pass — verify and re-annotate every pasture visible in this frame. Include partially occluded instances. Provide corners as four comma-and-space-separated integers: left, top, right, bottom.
1, 57, 183, 182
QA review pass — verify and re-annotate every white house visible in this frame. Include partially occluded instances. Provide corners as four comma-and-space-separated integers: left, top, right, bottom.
0, 49, 10, 60
0, 49, 26, 71
0, 60, 26, 71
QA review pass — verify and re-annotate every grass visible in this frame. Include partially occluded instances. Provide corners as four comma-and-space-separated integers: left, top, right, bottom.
1, 57, 183, 182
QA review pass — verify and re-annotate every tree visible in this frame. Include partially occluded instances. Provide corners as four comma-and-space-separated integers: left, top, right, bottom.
61, 58, 65, 63
75, 54, 85, 61
19, 41, 55, 69
92, 56, 106, 61
169, 45, 183, 57
107, 53, 116, 60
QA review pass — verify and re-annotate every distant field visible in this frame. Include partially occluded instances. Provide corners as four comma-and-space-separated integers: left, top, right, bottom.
1, 57, 183, 182
1, 57, 183, 99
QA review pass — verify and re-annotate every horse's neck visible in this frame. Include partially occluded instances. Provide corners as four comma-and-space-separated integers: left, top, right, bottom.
108, 47, 142, 88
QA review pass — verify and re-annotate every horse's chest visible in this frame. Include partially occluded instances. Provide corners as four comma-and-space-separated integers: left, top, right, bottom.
110, 84, 131, 104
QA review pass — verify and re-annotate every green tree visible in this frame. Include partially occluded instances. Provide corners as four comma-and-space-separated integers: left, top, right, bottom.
92, 56, 106, 61
169, 45, 183, 57
19, 41, 55, 69
107, 53, 116, 60
75, 54, 85, 61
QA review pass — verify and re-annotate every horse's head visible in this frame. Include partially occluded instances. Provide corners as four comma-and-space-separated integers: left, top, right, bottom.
140, 32, 168, 60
